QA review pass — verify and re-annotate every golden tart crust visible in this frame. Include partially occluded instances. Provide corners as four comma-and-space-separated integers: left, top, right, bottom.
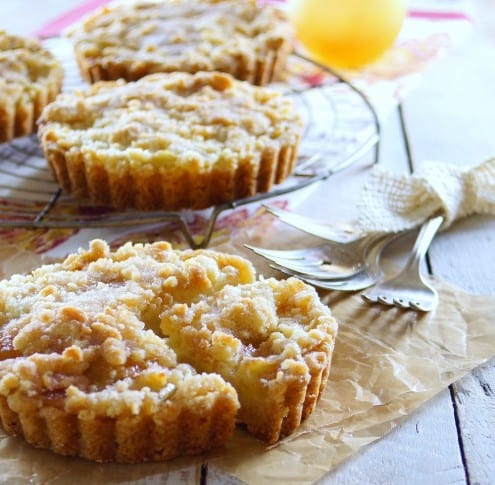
68, 0, 293, 86
0, 239, 338, 462
0, 31, 63, 143
38, 71, 303, 211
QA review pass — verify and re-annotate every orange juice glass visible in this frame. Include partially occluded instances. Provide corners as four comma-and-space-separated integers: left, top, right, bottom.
287, 0, 407, 69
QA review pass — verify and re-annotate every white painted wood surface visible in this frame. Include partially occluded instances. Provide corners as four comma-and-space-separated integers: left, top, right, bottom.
1, 1, 494, 484
320, 1, 495, 482
402, 2, 495, 483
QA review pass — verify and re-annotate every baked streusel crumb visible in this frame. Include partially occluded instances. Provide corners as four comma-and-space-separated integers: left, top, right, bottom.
0, 31, 63, 143
0, 239, 337, 462
161, 276, 338, 443
68, 0, 293, 85
38, 71, 303, 211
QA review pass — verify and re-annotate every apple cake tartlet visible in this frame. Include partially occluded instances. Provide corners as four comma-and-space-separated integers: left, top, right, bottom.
0, 30, 63, 143
0, 239, 338, 462
38, 71, 303, 211
68, 0, 293, 86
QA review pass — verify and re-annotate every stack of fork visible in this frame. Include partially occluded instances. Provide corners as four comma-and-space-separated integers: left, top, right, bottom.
245, 205, 444, 312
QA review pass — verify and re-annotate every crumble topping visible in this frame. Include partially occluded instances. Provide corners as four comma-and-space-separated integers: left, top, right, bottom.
39, 71, 302, 167
0, 239, 338, 456
68, 0, 293, 76
161, 277, 337, 377
0, 240, 253, 416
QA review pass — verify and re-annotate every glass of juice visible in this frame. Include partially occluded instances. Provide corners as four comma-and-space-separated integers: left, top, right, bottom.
287, 0, 407, 69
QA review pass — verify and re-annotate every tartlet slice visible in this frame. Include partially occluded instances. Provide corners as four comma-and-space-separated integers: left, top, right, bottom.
161, 276, 338, 443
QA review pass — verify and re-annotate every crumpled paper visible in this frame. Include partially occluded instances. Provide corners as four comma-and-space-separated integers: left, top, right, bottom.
0, 232, 495, 485
357, 158, 495, 232
206, 279, 495, 484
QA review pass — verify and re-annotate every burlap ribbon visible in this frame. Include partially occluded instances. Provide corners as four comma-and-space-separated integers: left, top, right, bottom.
358, 158, 495, 232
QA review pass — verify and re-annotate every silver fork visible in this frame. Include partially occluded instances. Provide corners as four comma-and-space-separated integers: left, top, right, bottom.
245, 233, 382, 280
361, 215, 444, 312
263, 205, 363, 243
270, 233, 397, 291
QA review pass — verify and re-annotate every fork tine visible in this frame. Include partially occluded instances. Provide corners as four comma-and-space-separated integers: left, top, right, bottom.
263, 205, 362, 243
269, 264, 363, 285
244, 244, 316, 261
271, 265, 379, 291
267, 234, 397, 291
244, 239, 368, 280
377, 295, 394, 306
393, 297, 410, 309
410, 293, 438, 312
409, 301, 426, 311
361, 216, 444, 312
270, 260, 358, 278
267, 260, 363, 281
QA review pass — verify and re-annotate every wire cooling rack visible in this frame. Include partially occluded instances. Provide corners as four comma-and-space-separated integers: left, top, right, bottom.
0, 38, 380, 249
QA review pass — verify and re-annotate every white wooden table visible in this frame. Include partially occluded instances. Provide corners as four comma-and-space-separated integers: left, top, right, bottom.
1, 1, 494, 484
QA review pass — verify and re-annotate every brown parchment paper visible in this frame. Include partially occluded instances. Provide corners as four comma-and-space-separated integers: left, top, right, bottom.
0, 227, 494, 485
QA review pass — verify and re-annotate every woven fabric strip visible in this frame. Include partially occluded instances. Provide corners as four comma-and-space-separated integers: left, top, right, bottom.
358, 158, 495, 232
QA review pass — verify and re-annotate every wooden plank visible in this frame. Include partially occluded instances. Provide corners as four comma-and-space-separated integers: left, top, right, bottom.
313, 100, 465, 483
453, 362, 495, 485
320, 391, 466, 485
401, 0, 495, 480
288, 103, 465, 483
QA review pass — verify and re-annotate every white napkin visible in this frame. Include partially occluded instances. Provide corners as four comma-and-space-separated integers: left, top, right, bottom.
357, 158, 495, 232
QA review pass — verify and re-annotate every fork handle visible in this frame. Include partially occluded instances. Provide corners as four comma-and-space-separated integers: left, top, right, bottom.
405, 215, 444, 272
